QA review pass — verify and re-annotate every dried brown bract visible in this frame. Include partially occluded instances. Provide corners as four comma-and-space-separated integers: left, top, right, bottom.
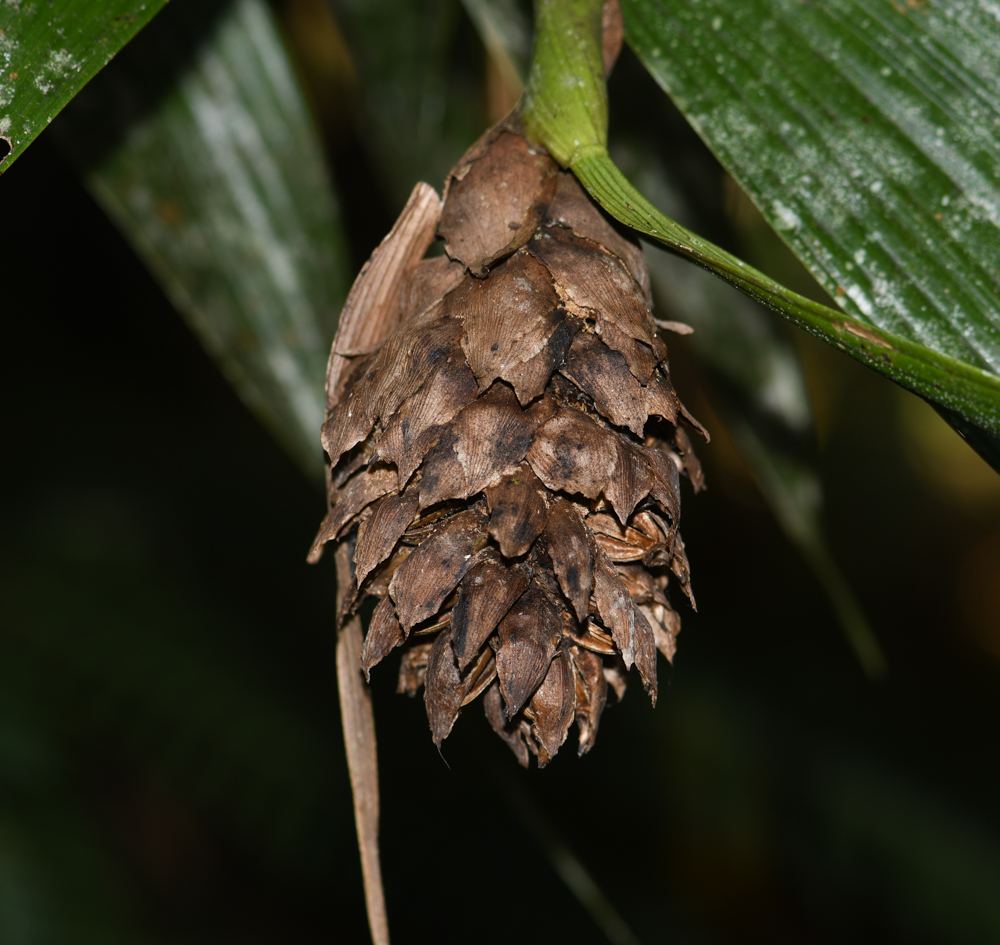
313, 119, 704, 767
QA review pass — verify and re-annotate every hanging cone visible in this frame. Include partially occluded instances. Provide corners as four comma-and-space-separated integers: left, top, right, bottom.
311, 117, 705, 767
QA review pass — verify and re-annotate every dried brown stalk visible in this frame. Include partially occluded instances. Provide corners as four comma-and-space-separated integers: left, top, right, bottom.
334, 545, 389, 945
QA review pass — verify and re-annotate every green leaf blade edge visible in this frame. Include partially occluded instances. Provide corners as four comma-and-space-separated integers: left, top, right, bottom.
0, 0, 168, 172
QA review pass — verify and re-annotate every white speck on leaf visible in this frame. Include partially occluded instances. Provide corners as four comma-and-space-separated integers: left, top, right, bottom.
0, 27, 18, 65
844, 284, 874, 318
46, 48, 80, 76
32, 47, 81, 95
772, 200, 801, 231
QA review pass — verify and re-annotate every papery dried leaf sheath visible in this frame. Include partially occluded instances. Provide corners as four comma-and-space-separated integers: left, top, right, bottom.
313, 121, 704, 768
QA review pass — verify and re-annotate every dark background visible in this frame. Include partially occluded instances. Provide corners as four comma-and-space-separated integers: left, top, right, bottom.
3, 2, 1000, 942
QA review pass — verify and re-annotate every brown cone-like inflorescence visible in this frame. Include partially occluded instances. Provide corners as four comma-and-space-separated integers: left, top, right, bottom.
311, 119, 704, 767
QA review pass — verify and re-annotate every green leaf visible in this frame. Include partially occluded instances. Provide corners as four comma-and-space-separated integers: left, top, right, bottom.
622, 0, 1000, 373
0, 0, 166, 172
522, 0, 1000, 468
620, 0, 1000, 457
54, 0, 351, 477
515, 0, 971, 651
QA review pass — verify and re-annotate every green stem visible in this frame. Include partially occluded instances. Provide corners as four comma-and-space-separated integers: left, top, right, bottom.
522, 0, 606, 166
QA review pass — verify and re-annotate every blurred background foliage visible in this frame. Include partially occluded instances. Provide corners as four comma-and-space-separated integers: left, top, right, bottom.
3, 0, 1000, 942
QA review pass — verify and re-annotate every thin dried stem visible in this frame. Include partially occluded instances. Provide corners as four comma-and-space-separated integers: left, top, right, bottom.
335, 543, 390, 945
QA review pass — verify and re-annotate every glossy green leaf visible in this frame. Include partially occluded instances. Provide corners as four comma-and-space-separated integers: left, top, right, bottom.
0, 0, 166, 172
621, 0, 1000, 454
522, 0, 1000, 467
622, 0, 1000, 373
54, 0, 351, 477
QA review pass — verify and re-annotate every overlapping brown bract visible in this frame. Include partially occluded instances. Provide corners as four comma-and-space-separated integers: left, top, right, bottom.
313, 120, 704, 767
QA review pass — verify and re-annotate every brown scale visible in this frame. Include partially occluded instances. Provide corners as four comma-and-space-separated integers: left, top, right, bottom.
310, 117, 706, 766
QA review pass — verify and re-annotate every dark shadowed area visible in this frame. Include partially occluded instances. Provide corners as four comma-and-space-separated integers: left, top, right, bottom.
2, 1, 1000, 943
